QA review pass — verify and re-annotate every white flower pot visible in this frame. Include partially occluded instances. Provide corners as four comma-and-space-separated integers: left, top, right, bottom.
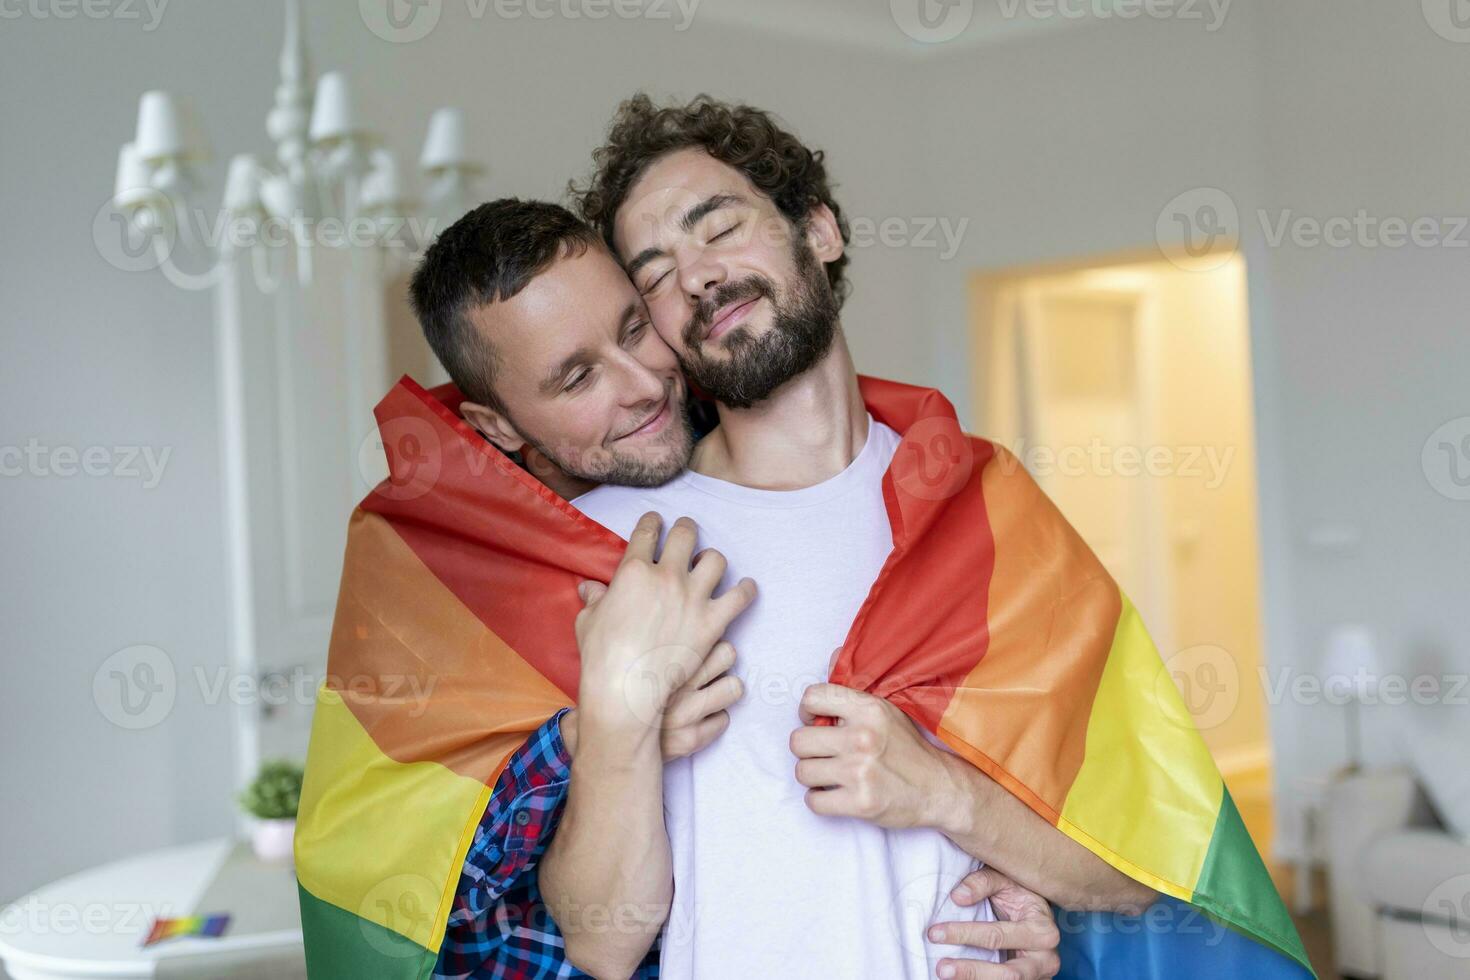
250, 818, 297, 863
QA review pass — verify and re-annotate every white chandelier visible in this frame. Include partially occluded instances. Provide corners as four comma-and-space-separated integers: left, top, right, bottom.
108, 0, 483, 292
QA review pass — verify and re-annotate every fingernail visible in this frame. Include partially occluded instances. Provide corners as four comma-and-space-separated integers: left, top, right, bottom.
928, 925, 947, 943
952, 885, 972, 902
937, 963, 955, 979
576, 583, 589, 601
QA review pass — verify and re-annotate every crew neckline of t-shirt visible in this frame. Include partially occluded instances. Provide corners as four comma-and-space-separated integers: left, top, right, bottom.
669, 414, 894, 509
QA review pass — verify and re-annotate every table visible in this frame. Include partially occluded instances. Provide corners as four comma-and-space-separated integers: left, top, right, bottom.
0, 838, 304, 979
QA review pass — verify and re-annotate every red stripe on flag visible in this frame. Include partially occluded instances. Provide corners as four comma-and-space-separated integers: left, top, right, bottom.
360, 377, 626, 699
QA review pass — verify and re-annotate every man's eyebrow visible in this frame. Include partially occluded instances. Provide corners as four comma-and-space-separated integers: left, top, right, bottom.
539, 345, 596, 394
615, 299, 642, 337
680, 193, 744, 233
624, 193, 747, 280
537, 302, 640, 394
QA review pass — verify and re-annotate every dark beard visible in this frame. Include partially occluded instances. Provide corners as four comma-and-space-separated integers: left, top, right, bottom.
677, 237, 839, 410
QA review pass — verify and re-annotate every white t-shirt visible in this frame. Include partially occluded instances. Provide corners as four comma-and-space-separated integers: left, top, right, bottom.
572, 416, 999, 979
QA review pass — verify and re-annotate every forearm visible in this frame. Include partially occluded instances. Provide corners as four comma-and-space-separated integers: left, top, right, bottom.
539, 708, 671, 978
930, 752, 1157, 912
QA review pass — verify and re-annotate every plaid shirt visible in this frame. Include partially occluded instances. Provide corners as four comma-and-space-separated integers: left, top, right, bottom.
432, 707, 661, 979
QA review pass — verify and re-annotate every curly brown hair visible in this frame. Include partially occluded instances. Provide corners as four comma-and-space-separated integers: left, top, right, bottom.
570, 93, 851, 309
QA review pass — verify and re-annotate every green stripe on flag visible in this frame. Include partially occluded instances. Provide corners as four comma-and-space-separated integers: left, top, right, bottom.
1193, 789, 1315, 975
298, 881, 439, 980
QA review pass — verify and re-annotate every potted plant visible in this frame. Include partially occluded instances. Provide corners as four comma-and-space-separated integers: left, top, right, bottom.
238, 759, 304, 862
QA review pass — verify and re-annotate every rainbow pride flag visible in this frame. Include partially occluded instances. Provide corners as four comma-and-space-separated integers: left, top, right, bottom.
295, 374, 1314, 979
141, 914, 230, 947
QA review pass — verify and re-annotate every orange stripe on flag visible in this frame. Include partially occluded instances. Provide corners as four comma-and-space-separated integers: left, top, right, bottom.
325, 508, 573, 785
937, 444, 1118, 819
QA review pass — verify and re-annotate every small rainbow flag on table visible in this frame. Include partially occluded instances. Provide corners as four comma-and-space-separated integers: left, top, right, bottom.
141, 914, 230, 947
294, 374, 1313, 979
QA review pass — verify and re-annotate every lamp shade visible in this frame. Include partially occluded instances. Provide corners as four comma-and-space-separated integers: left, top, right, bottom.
419, 107, 477, 173
309, 71, 361, 145
1321, 625, 1381, 702
223, 154, 265, 217
134, 90, 186, 163
112, 142, 153, 208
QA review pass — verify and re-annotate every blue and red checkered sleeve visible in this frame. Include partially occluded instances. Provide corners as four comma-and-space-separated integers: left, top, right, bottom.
431, 707, 660, 979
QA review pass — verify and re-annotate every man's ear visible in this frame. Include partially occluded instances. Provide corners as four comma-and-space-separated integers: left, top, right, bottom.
460, 400, 526, 455
804, 203, 846, 264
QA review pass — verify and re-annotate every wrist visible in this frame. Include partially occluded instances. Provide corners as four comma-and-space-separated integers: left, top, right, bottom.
930, 751, 990, 842
573, 698, 664, 764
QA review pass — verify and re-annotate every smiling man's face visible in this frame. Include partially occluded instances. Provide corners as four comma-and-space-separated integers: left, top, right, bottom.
463, 242, 694, 488
612, 148, 844, 409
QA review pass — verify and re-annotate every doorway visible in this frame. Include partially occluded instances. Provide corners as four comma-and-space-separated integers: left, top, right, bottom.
970, 252, 1277, 862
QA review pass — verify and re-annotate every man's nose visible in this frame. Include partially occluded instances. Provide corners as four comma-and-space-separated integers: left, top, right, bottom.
679, 252, 726, 303
618, 356, 668, 405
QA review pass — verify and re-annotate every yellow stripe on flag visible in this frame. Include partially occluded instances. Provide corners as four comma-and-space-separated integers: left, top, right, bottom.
295, 688, 489, 955
1058, 591, 1223, 901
